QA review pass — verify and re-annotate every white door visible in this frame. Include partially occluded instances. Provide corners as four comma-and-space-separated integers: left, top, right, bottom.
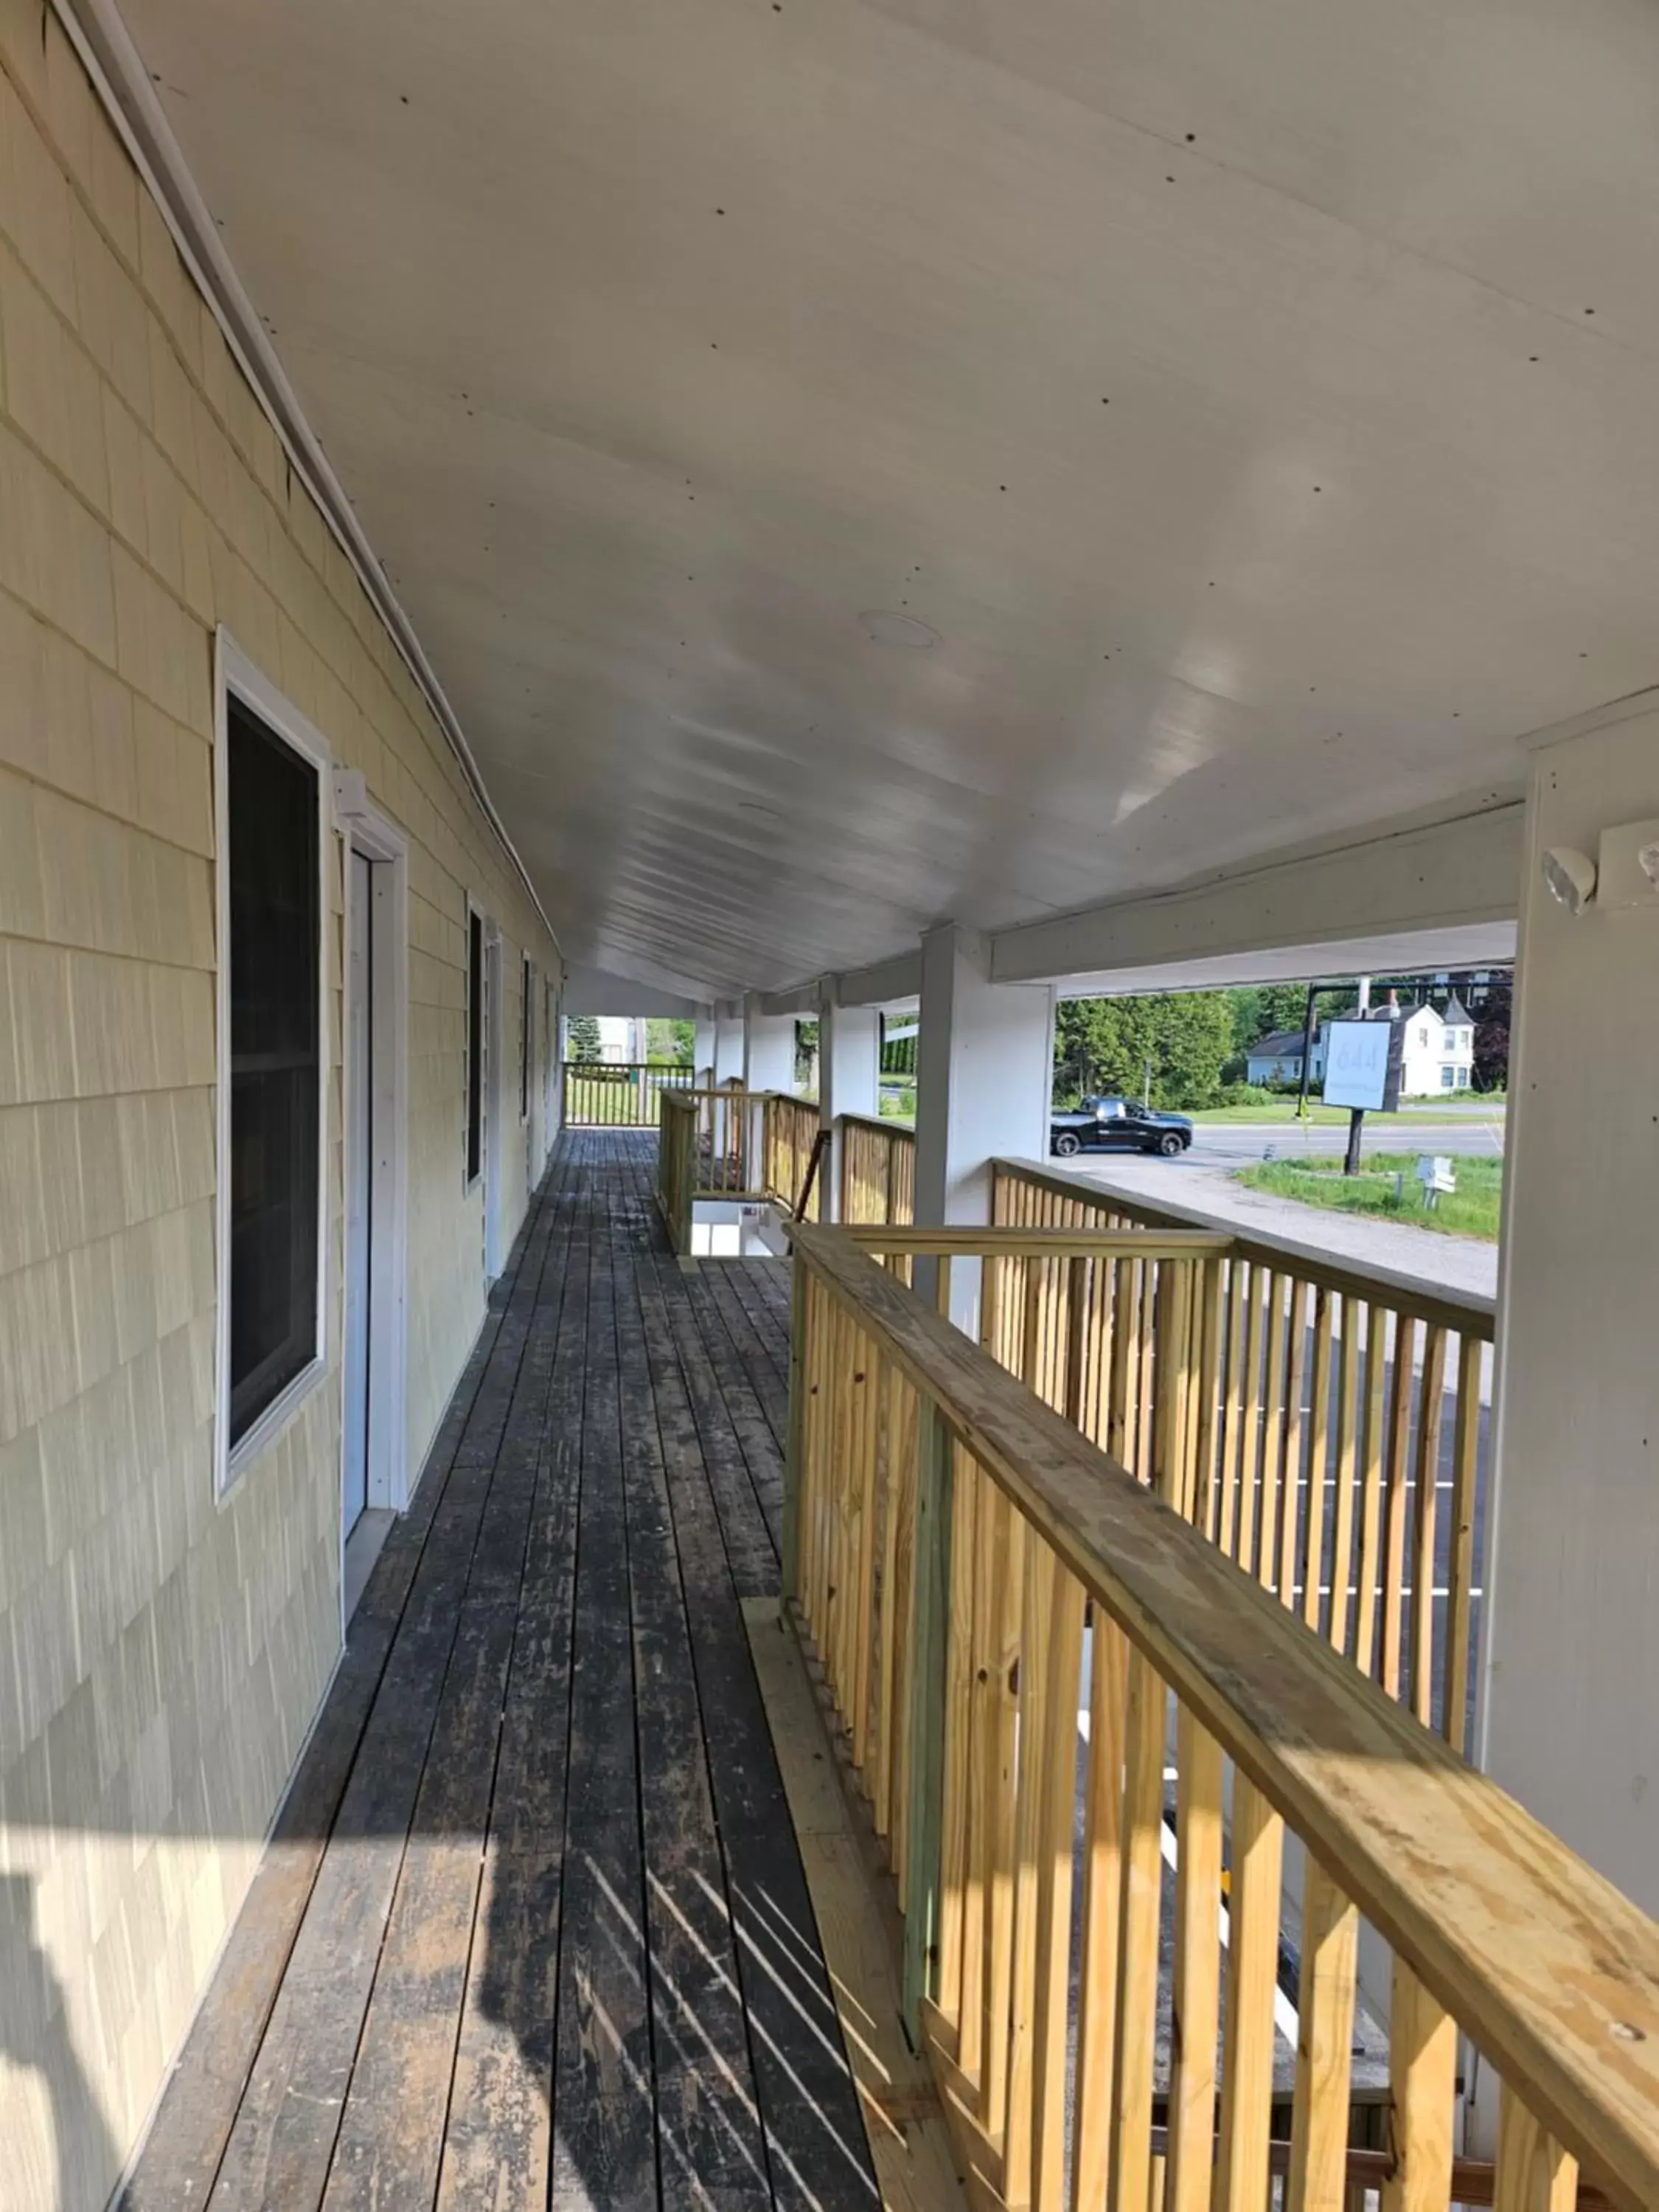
343, 849, 373, 1535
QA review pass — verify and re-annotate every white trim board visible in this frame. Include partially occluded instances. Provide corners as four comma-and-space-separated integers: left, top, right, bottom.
213, 628, 333, 1499
335, 779, 412, 1523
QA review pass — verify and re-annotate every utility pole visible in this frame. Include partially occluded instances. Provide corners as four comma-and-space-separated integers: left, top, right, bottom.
1295, 982, 1319, 1121
1343, 977, 1371, 1173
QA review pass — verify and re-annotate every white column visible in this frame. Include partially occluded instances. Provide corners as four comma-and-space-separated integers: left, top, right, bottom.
1481, 709, 1659, 1921
743, 993, 797, 1094
819, 987, 880, 1222
693, 1010, 717, 1082
714, 1001, 745, 1085
913, 924, 1054, 1329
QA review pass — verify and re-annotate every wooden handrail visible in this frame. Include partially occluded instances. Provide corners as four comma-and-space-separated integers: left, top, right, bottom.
789, 1221, 1659, 2211
840, 1109, 916, 1135
564, 1058, 695, 1128
841, 1225, 1231, 1258
995, 1156, 1495, 1340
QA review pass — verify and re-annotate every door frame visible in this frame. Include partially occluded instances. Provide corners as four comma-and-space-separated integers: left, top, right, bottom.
484, 919, 506, 1277
335, 778, 411, 1530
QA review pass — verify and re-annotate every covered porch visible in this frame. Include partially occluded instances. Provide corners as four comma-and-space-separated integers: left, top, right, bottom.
116, 1120, 1659, 2212
121, 1133, 878, 2212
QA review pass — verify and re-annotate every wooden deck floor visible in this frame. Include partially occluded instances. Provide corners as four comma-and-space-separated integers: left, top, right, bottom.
124, 1132, 878, 2212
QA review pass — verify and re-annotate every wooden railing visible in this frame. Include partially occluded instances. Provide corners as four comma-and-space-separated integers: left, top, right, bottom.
657, 1091, 695, 1253
564, 1059, 693, 1127
838, 1111, 916, 1225
785, 1221, 1659, 2212
656, 1086, 824, 1250
762, 1093, 825, 1222
991, 1158, 1494, 1753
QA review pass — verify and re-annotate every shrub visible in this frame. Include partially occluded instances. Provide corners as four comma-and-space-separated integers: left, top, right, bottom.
1214, 1082, 1280, 1107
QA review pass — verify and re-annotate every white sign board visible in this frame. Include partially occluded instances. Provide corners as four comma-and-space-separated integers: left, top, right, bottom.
1322, 1020, 1394, 1112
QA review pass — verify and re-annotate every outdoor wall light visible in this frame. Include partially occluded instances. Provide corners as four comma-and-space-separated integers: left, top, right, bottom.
1546, 820, 1659, 914
1541, 844, 1597, 916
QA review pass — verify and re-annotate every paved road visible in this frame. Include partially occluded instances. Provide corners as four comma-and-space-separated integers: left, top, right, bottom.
1180, 1116, 1506, 1172
1049, 1125, 1500, 1304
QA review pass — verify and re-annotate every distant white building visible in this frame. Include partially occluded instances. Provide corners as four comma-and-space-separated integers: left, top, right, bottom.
1245, 1028, 1329, 1087
597, 1015, 649, 1062
1247, 995, 1477, 1095
1395, 995, 1475, 1095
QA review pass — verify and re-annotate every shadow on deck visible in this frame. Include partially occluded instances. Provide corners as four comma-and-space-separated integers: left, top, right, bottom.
122, 1131, 877, 2212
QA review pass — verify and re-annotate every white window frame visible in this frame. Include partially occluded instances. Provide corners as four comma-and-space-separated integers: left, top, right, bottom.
214, 630, 333, 1498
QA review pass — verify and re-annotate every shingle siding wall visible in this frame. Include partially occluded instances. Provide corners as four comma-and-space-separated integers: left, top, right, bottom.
0, 10, 559, 2205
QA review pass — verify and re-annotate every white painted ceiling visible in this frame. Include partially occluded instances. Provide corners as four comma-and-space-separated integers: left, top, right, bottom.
121, 0, 1659, 997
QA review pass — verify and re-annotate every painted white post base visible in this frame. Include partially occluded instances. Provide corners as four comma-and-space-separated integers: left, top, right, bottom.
1475, 702, 1659, 2143
743, 994, 797, 1094
819, 993, 880, 1222
913, 924, 1054, 1332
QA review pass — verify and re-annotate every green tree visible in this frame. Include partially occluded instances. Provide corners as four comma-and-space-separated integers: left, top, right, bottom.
880, 1023, 917, 1077
1472, 977, 1511, 1092
567, 1013, 602, 1063
1226, 984, 1340, 1053
644, 1018, 695, 1063
795, 1018, 819, 1090
1054, 992, 1236, 1110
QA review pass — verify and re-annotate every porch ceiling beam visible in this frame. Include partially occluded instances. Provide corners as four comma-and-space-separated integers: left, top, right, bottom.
757, 981, 824, 1018
988, 802, 1524, 991
832, 952, 924, 1009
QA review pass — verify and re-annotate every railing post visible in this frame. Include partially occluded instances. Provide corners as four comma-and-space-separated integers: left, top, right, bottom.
903, 1394, 953, 2036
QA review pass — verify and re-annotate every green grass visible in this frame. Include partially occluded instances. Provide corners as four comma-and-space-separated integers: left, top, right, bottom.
1191, 1102, 1380, 1125
1188, 1100, 1505, 1124
1234, 1152, 1503, 1240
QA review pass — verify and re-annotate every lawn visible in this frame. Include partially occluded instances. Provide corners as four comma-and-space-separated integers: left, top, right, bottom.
1234, 1152, 1504, 1240
1189, 1099, 1505, 1125
1192, 1102, 1379, 1125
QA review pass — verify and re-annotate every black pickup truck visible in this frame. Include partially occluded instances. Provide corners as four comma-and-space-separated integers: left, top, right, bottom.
1049, 1096, 1194, 1158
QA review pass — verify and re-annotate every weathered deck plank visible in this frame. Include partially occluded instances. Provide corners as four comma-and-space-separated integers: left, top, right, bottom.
125, 1131, 873, 2212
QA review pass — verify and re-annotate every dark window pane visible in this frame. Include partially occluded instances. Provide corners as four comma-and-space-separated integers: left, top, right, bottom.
467, 908, 483, 1183
227, 697, 320, 1447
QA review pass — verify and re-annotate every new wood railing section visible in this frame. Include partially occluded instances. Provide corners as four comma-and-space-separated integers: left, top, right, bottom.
656, 1091, 696, 1253
564, 1059, 694, 1127
785, 1221, 1658, 2212
655, 1087, 824, 1250
990, 1159, 1494, 1753
838, 1112, 917, 1225
763, 1093, 825, 1222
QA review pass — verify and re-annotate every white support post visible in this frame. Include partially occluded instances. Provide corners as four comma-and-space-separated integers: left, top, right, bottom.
1481, 706, 1659, 1903
714, 1001, 745, 1085
913, 923, 1054, 1332
743, 992, 797, 1096
1469, 703, 1659, 2149
818, 987, 880, 1222
693, 1010, 717, 1083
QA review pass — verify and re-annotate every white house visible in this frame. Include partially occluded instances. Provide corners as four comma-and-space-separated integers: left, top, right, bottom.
1396, 994, 1477, 1094
1248, 996, 1477, 1093
1245, 1027, 1329, 1086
